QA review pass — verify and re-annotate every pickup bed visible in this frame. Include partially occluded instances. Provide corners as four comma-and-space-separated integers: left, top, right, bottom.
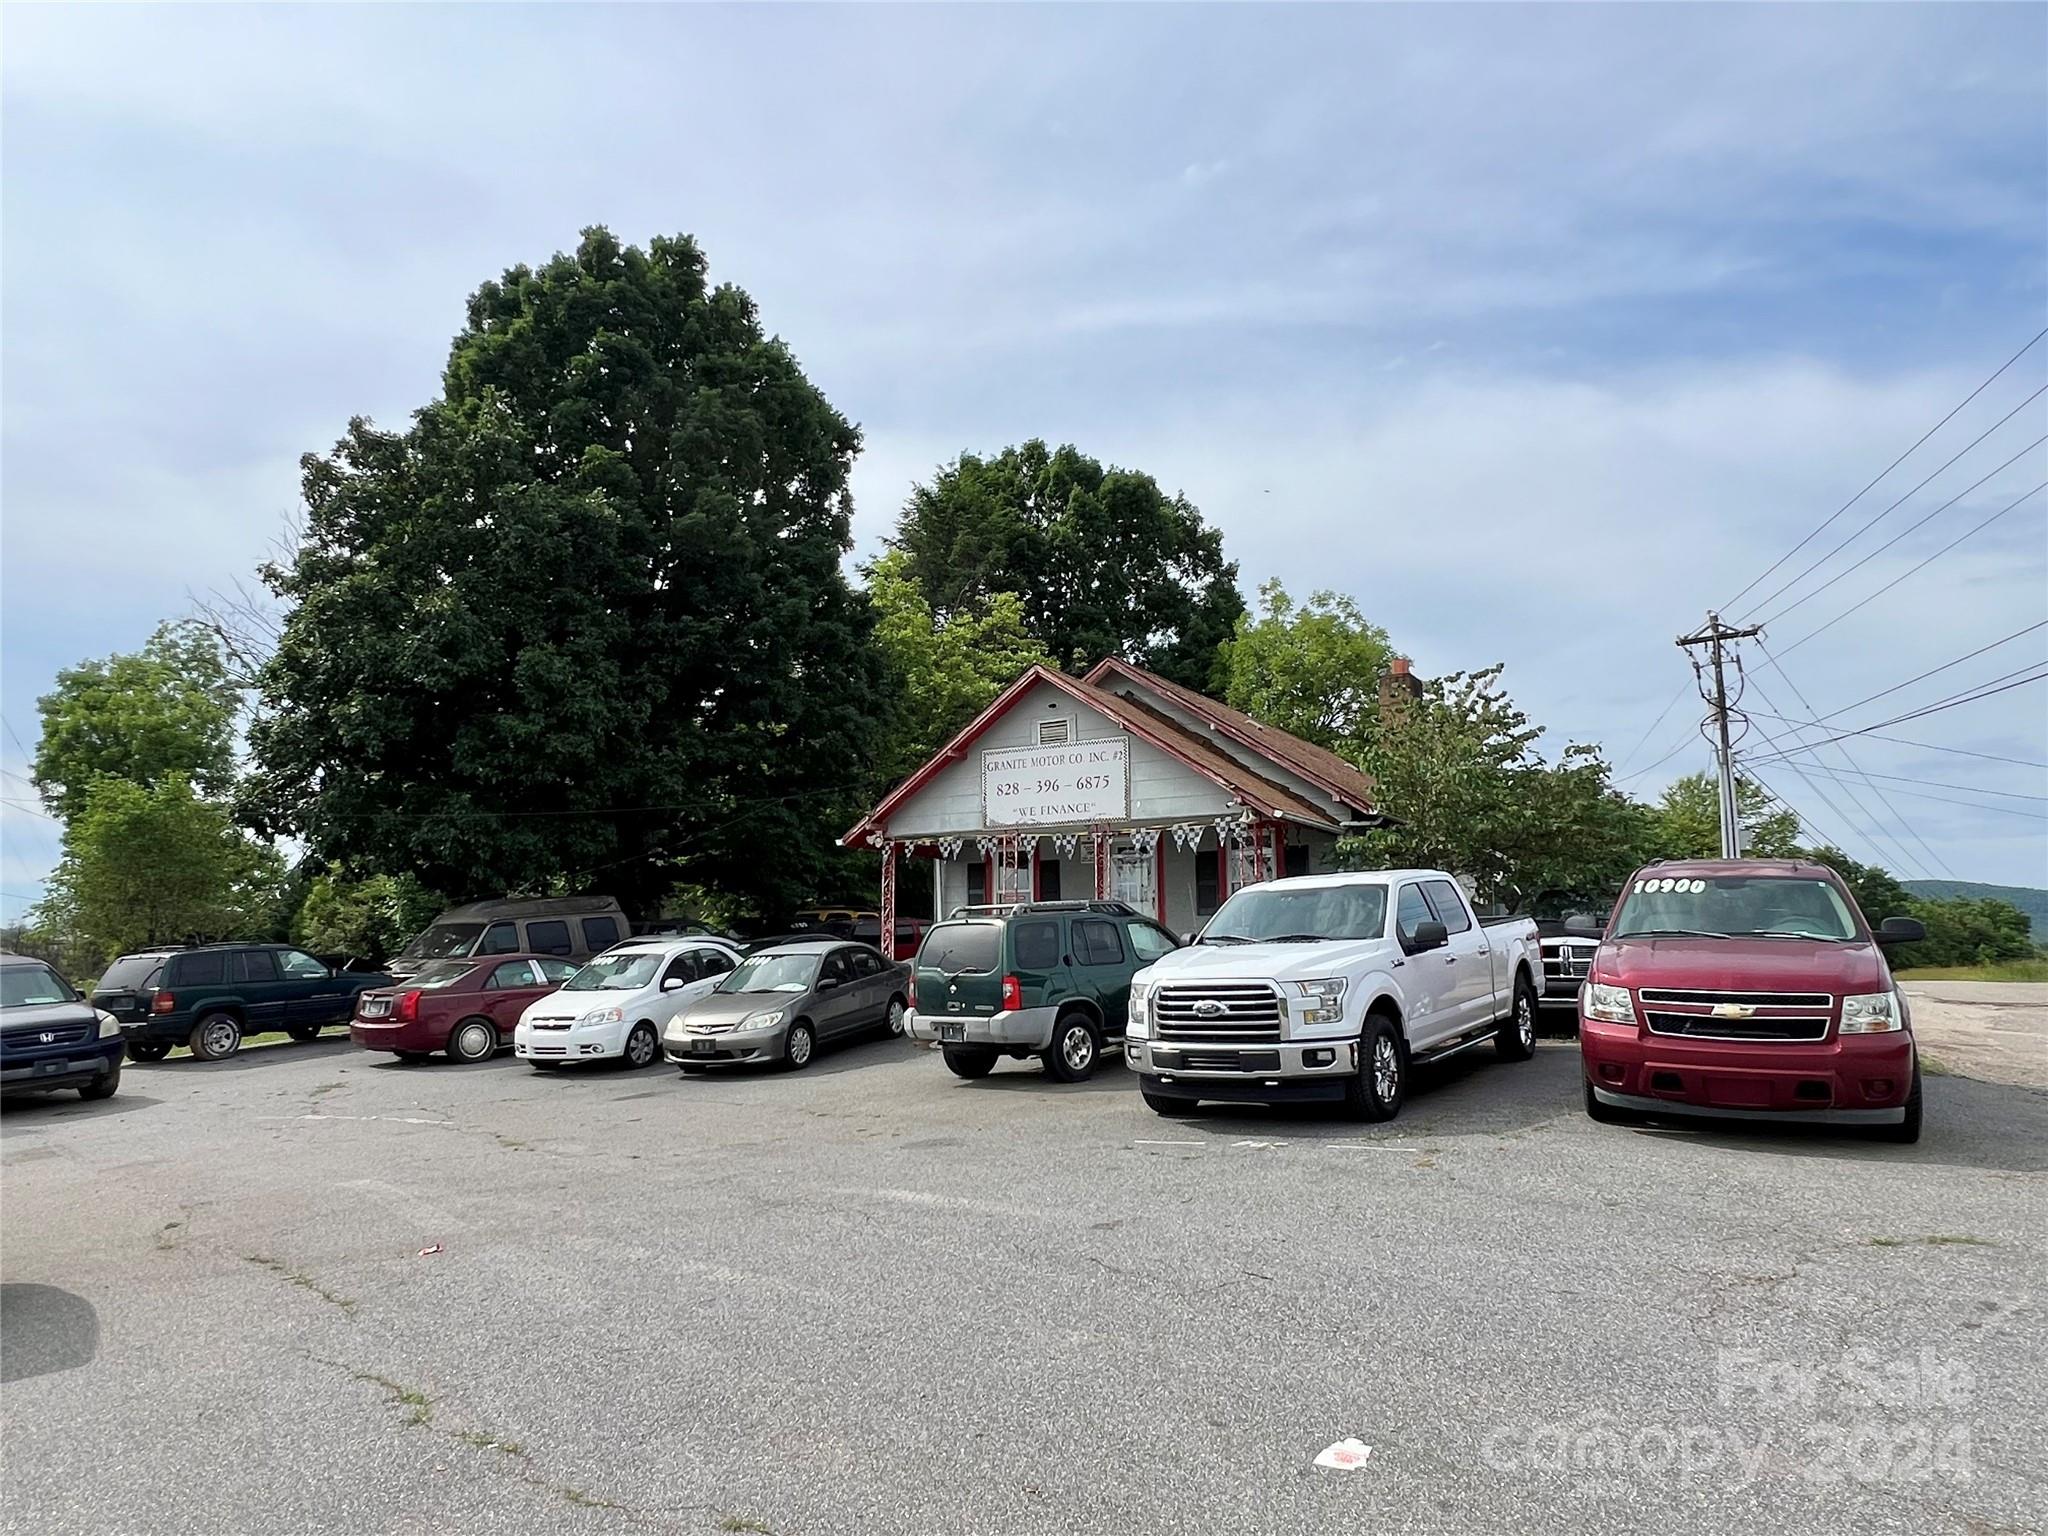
1124, 867, 1542, 1120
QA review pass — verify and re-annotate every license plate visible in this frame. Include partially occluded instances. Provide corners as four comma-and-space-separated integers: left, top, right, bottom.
37, 1059, 64, 1075
939, 1022, 965, 1042
691, 1039, 713, 1054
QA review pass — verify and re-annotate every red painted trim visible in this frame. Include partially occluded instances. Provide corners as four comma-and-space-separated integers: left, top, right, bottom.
1082, 656, 1372, 813
1154, 837, 1167, 922
1032, 847, 1043, 901
844, 662, 1298, 845
983, 855, 994, 905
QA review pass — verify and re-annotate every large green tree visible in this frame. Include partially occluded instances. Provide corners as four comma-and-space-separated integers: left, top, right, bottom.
1217, 580, 1393, 752
866, 549, 1052, 784
889, 439, 1245, 688
1340, 666, 1651, 905
246, 229, 885, 917
33, 621, 240, 820
1649, 772, 1802, 860
33, 776, 286, 960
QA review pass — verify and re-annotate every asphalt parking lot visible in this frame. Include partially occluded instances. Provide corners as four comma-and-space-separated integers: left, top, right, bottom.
3, 1027, 2044, 1536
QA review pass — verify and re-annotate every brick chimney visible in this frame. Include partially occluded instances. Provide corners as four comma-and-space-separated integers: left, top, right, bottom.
1380, 655, 1424, 717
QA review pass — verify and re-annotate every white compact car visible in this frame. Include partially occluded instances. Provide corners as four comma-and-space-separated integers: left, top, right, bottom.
514, 937, 743, 1072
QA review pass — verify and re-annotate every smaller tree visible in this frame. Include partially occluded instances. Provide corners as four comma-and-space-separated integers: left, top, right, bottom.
1649, 772, 1802, 860
867, 550, 1053, 784
33, 776, 286, 960
1896, 897, 2038, 969
290, 871, 442, 964
1217, 581, 1393, 752
33, 622, 241, 820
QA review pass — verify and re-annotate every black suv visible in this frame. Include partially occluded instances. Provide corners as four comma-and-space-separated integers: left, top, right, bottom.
114, 944, 392, 1061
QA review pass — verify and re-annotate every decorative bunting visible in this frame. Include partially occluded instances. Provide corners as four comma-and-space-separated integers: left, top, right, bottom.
976, 835, 1001, 855
1052, 832, 1079, 859
1170, 822, 1204, 852
936, 836, 964, 860
1129, 827, 1161, 855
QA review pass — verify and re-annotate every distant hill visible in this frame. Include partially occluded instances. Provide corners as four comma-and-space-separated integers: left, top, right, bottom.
1903, 880, 2048, 938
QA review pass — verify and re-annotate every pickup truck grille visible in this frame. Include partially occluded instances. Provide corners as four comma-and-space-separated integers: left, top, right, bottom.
1153, 984, 1283, 1042
1640, 988, 1833, 1043
1542, 941, 1597, 980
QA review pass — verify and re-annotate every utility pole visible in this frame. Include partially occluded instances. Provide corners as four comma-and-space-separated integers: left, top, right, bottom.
1677, 612, 1763, 858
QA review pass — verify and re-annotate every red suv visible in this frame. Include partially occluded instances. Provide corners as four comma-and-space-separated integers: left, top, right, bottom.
1579, 860, 1927, 1142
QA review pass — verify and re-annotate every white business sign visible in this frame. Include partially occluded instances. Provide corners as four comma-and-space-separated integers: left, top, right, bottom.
981, 737, 1130, 827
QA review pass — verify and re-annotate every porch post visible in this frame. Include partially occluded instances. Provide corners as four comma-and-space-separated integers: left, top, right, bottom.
1092, 827, 1110, 900
879, 841, 898, 951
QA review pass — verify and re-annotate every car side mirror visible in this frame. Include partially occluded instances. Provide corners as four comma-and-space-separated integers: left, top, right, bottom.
661, 977, 685, 993
816, 976, 839, 991
1407, 920, 1449, 955
1876, 916, 1926, 946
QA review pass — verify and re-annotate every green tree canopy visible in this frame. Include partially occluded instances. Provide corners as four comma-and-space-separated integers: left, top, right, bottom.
33, 621, 240, 820
1649, 772, 1802, 860
866, 549, 1052, 784
290, 871, 443, 964
33, 776, 286, 961
1897, 897, 2038, 969
1217, 580, 1393, 752
1797, 845, 1914, 925
245, 229, 885, 918
1340, 666, 1650, 905
889, 439, 1245, 689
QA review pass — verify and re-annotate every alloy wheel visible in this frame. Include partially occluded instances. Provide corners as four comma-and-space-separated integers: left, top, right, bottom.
1372, 1035, 1401, 1103
625, 1025, 656, 1067
886, 1000, 906, 1036
202, 1019, 239, 1058
789, 1027, 813, 1067
1062, 1025, 1095, 1073
1517, 993, 1536, 1050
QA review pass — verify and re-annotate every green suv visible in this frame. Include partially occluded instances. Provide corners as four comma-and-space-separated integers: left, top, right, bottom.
906, 901, 1182, 1082
113, 944, 393, 1062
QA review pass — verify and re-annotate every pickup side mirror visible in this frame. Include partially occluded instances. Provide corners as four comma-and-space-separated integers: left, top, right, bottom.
1407, 920, 1449, 955
660, 976, 685, 993
1876, 916, 1926, 946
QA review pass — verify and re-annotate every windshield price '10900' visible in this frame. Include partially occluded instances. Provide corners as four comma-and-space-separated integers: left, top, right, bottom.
1612, 876, 1860, 942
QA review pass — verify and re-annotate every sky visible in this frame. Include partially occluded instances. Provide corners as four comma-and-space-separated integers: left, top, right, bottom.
3, 2, 2046, 915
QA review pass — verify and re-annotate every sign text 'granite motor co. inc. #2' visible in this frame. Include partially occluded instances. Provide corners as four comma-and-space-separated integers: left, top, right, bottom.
981, 738, 1131, 827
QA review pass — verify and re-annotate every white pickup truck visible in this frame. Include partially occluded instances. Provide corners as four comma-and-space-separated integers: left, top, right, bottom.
1123, 868, 1542, 1120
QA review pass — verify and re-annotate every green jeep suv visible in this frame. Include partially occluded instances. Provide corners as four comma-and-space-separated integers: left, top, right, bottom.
907, 901, 1182, 1082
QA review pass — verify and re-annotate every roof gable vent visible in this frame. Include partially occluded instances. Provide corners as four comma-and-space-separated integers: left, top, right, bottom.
1037, 717, 1071, 746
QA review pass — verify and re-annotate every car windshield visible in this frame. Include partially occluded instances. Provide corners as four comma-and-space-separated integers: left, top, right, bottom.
1203, 884, 1389, 943
1612, 875, 1860, 941
716, 954, 819, 994
2, 963, 76, 1008
561, 952, 662, 991
400, 923, 484, 960
410, 961, 475, 989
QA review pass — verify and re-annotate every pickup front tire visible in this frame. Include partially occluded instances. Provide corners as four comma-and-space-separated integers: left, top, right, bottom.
1495, 975, 1538, 1061
1342, 1016, 1406, 1121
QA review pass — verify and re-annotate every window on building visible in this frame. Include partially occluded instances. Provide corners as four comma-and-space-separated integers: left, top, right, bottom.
1196, 854, 1222, 917
1038, 860, 1063, 901
1284, 843, 1311, 879
967, 861, 987, 907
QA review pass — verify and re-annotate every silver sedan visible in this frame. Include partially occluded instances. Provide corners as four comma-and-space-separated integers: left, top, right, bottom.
663, 940, 908, 1072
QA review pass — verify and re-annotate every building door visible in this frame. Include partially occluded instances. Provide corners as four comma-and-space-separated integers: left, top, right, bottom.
1109, 838, 1155, 912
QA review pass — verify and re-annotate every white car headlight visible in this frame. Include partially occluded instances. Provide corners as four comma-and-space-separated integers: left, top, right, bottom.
98, 1011, 120, 1039
1291, 978, 1347, 1027
742, 1009, 787, 1030
1583, 982, 1635, 1025
578, 1005, 624, 1027
1840, 991, 1903, 1034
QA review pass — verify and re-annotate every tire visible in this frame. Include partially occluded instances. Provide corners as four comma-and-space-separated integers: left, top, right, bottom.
446, 1018, 497, 1064
941, 1044, 997, 1079
79, 1065, 120, 1101
286, 1022, 324, 1043
783, 1021, 816, 1071
882, 996, 908, 1037
1584, 1078, 1638, 1125
188, 1013, 243, 1062
126, 1040, 172, 1063
1495, 975, 1538, 1062
1341, 1015, 1405, 1122
622, 1021, 659, 1070
1142, 1090, 1198, 1116
1043, 1013, 1101, 1083
1872, 1064, 1923, 1145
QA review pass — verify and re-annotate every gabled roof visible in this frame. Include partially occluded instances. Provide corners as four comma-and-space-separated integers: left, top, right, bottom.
1083, 657, 1377, 814
843, 663, 1347, 846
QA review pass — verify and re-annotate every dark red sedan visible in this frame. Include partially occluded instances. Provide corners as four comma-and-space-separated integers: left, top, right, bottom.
350, 954, 577, 1063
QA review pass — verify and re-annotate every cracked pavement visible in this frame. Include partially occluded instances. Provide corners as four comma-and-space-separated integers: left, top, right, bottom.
2, 1032, 2044, 1535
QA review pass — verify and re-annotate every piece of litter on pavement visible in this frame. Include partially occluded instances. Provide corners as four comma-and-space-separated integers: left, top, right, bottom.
1232, 1139, 1281, 1150
417, 1243, 443, 1257
1313, 1438, 1373, 1471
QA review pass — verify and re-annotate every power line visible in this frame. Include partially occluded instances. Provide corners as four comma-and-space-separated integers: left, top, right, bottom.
1738, 711, 1903, 869
1754, 431, 2048, 629
1771, 762, 2045, 802
1776, 482, 2048, 657
1613, 682, 1691, 776
1723, 327, 2048, 612
1614, 726, 1708, 786
1774, 767, 2048, 821
1810, 621, 2048, 722
1742, 711, 2046, 769
1766, 667, 2048, 755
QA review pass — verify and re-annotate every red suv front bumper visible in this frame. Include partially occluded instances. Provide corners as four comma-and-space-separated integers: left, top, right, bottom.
1580, 1014, 1914, 1125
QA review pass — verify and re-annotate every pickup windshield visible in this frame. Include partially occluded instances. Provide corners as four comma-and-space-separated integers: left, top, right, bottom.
1203, 884, 1388, 943
1612, 876, 1860, 942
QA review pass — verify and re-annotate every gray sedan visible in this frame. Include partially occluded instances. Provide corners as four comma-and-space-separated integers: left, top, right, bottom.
663, 940, 909, 1072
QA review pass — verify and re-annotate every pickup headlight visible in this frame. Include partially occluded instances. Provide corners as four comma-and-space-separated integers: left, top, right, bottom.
1291, 978, 1348, 1027
1840, 991, 1903, 1034
578, 1005, 624, 1027
1127, 983, 1152, 1039
741, 1009, 787, 1031
1583, 982, 1635, 1025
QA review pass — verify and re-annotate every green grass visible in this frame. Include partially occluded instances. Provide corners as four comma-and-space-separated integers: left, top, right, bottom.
1895, 959, 2048, 983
